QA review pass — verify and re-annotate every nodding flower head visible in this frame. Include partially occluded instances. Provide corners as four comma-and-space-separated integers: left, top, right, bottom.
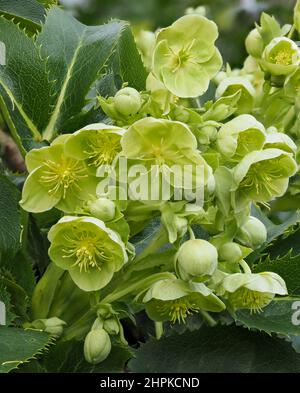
221, 271, 287, 312
48, 216, 128, 291
141, 277, 225, 323
232, 148, 297, 208
153, 14, 222, 98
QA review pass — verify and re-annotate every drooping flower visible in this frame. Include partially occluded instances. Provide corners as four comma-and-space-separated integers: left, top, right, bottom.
221, 271, 287, 312
261, 37, 300, 76
216, 114, 266, 160
232, 148, 297, 208
142, 278, 225, 323
21, 137, 98, 213
48, 216, 128, 291
215, 76, 255, 114
84, 328, 111, 364
64, 123, 125, 173
152, 14, 222, 98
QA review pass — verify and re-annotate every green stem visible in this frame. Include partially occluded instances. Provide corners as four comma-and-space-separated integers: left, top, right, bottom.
239, 259, 251, 274
155, 322, 164, 339
188, 226, 195, 240
200, 310, 217, 327
101, 272, 174, 304
288, 24, 296, 39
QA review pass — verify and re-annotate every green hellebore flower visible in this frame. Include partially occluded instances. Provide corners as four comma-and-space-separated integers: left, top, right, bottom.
114, 87, 142, 117
84, 328, 111, 364
121, 117, 212, 188
153, 15, 222, 98
29, 317, 66, 337
175, 239, 218, 281
222, 271, 287, 312
262, 37, 300, 76
142, 278, 225, 323
245, 28, 264, 58
20, 140, 98, 213
235, 216, 267, 249
233, 148, 297, 206
216, 114, 266, 160
264, 132, 297, 154
48, 216, 128, 291
215, 76, 255, 114
64, 123, 124, 173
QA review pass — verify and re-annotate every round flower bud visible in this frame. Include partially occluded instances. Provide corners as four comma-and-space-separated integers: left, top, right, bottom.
114, 87, 142, 116
218, 242, 243, 263
88, 198, 116, 221
176, 239, 218, 280
236, 216, 267, 249
84, 329, 111, 365
103, 318, 120, 336
245, 28, 264, 58
174, 216, 188, 239
31, 317, 66, 337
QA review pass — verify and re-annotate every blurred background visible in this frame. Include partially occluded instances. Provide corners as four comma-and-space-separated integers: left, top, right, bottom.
59, 0, 297, 68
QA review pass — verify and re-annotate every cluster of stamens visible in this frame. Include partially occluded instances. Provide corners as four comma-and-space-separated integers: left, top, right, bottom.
157, 297, 200, 323
84, 134, 121, 167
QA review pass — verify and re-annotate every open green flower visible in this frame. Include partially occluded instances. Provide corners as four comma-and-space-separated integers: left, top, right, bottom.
142, 278, 225, 323
48, 216, 128, 291
215, 76, 255, 114
216, 114, 266, 160
222, 272, 287, 312
232, 148, 297, 206
121, 117, 212, 190
64, 123, 125, 173
21, 138, 98, 213
261, 37, 300, 76
152, 15, 222, 98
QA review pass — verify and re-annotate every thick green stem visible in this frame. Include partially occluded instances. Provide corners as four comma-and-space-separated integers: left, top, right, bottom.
200, 310, 217, 327
239, 259, 251, 274
155, 322, 164, 339
101, 272, 174, 304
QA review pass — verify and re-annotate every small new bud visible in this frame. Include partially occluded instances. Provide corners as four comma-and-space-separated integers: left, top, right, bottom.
103, 318, 120, 335
84, 329, 111, 365
114, 87, 142, 116
236, 216, 267, 249
245, 28, 264, 58
218, 242, 243, 263
176, 239, 218, 280
88, 198, 116, 221
31, 317, 66, 337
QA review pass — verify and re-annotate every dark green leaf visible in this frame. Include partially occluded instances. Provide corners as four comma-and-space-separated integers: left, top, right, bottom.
0, 327, 51, 373
36, 7, 126, 141
129, 325, 300, 373
111, 24, 147, 91
0, 0, 45, 33
254, 252, 300, 296
235, 297, 300, 335
0, 174, 21, 262
40, 340, 133, 373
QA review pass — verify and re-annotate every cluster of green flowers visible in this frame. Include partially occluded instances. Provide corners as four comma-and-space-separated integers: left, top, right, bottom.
22, 8, 299, 364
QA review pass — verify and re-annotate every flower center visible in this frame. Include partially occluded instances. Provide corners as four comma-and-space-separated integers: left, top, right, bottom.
157, 297, 199, 323
84, 134, 121, 167
63, 232, 111, 273
40, 159, 87, 198
171, 39, 197, 73
228, 287, 274, 313
271, 49, 292, 65
239, 160, 283, 195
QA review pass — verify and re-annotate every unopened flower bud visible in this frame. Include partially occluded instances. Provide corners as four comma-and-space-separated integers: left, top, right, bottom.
84, 329, 111, 365
88, 198, 115, 221
114, 87, 142, 116
176, 239, 218, 280
31, 317, 66, 337
103, 318, 120, 335
236, 216, 267, 249
245, 28, 264, 58
218, 242, 243, 263
174, 216, 188, 239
